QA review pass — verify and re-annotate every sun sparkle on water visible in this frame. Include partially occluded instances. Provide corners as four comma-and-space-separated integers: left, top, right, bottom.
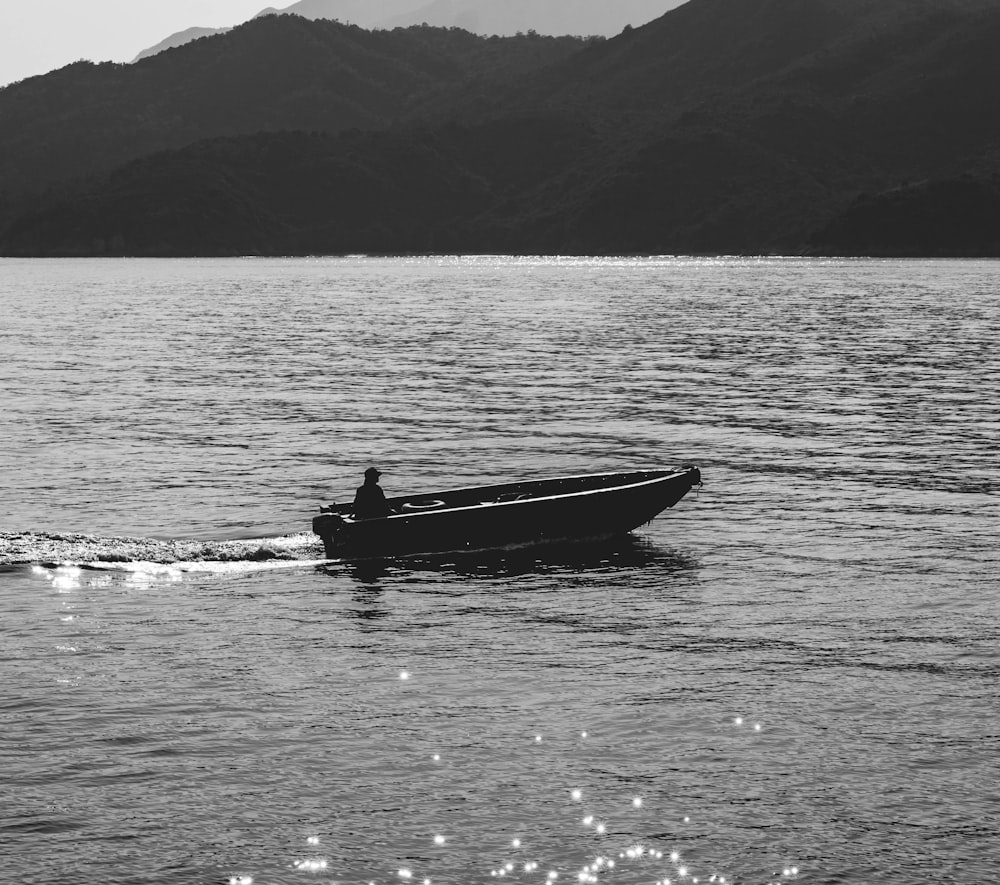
293, 858, 328, 872
170, 634, 799, 885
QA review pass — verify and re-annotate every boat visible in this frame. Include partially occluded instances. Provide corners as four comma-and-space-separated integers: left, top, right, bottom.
312, 466, 702, 560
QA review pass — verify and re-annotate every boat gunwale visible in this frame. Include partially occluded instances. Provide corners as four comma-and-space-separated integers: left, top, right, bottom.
338, 468, 695, 524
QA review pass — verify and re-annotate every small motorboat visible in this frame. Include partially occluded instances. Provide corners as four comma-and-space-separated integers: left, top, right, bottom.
312, 466, 701, 560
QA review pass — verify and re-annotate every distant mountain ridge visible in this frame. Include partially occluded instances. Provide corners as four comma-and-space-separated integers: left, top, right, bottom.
133, 0, 684, 62
354, 0, 685, 36
133, 27, 232, 63
3, 0, 1000, 257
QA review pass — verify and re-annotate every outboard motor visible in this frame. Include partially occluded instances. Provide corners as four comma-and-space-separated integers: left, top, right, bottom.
312, 512, 347, 558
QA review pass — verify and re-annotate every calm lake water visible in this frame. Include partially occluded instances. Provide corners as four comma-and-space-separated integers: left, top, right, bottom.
1, 257, 998, 885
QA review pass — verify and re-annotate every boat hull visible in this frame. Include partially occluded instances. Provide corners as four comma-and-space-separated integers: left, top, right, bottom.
313, 467, 701, 560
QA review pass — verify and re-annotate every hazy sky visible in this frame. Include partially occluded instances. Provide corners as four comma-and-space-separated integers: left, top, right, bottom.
1, 0, 267, 88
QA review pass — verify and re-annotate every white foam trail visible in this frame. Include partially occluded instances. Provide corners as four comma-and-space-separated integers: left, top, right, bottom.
9, 529, 329, 572
84, 558, 335, 577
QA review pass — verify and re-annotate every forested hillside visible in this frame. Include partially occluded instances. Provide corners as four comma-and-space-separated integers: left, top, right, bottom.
0, 17, 590, 219
133, 0, 683, 62
3, 0, 1000, 256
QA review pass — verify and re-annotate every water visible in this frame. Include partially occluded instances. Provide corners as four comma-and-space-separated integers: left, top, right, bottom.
1, 256, 998, 885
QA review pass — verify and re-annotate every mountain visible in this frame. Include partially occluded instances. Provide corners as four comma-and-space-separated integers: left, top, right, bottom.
3, 0, 1000, 256
132, 27, 231, 63
810, 176, 1000, 256
347, 0, 686, 36
0, 17, 589, 207
131, 3, 422, 66
133, 0, 683, 62
456, 0, 1000, 252
265, 0, 421, 26
0, 122, 595, 256
260, 0, 420, 27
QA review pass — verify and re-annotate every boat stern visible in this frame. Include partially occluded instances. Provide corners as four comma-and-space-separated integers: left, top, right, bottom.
313, 512, 347, 559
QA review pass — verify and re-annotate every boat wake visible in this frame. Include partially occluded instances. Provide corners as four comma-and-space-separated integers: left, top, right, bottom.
1, 530, 697, 585
0, 530, 329, 571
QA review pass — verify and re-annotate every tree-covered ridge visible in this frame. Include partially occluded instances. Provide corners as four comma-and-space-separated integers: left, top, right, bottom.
0, 118, 598, 256
0, 16, 591, 198
3, 0, 1000, 256
132, 0, 684, 61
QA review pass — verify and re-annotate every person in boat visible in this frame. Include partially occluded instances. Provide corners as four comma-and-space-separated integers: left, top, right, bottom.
353, 467, 393, 519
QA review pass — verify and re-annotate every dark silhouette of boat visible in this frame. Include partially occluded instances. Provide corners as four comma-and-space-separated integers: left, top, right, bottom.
312, 467, 701, 560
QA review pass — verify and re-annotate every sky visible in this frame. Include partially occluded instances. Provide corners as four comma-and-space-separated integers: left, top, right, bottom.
0, 0, 268, 88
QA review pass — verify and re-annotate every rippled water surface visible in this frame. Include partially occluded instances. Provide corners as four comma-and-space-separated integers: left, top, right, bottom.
1, 257, 998, 885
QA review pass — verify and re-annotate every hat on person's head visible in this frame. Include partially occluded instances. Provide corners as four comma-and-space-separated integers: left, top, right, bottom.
364, 467, 382, 479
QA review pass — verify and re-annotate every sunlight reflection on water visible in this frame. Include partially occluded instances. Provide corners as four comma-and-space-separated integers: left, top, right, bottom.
1, 257, 999, 885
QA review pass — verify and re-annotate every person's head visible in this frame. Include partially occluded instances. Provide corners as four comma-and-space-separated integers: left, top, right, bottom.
364, 467, 382, 484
